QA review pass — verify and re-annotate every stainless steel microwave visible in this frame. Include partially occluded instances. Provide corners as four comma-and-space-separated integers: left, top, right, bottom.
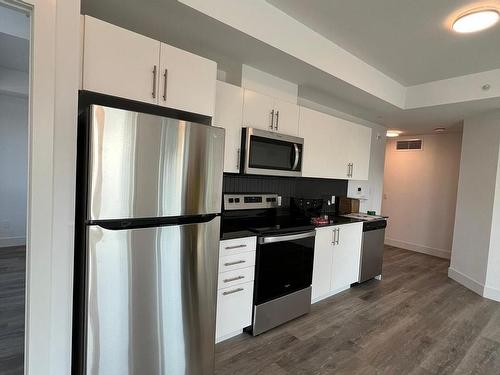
241, 128, 303, 177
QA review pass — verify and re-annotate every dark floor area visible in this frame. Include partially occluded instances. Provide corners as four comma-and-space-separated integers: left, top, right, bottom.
0, 246, 25, 375
215, 246, 500, 375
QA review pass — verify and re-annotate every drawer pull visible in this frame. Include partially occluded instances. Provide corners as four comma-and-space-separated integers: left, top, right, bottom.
223, 288, 244, 296
225, 244, 247, 250
223, 276, 245, 283
224, 260, 245, 266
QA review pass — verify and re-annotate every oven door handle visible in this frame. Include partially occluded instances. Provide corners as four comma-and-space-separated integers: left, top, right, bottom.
259, 230, 316, 244
292, 144, 300, 170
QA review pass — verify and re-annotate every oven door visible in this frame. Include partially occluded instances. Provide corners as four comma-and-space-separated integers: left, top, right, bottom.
242, 128, 303, 177
254, 231, 315, 305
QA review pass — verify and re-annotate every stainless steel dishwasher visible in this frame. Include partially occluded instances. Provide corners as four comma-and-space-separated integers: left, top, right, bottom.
359, 219, 387, 283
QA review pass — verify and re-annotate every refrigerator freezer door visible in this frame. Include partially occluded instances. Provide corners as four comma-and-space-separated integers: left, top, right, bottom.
85, 216, 220, 375
87, 105, 224, 221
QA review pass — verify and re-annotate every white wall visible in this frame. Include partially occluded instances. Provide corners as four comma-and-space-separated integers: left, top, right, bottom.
449, 110, 500, 300
25, 0, 81, 374
382, 133, 462, 259
0, 94, 28, 247
485, 150, 500, 301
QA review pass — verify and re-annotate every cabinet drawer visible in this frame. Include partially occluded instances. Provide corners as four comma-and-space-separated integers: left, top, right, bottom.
216, 281, 254, 341
219, 251, 256, 273
219, 237, 256, 258
218, 267, 255, 290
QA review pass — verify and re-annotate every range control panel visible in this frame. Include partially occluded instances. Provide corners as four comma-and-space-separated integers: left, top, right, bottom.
224, 194, 280, 210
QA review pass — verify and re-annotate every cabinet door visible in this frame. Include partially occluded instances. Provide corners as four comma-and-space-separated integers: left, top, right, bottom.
311, 228, 334, 302
159, 43, 217, 116
242, 89, 275, 131
299, 107, 348, 179
213, 81, 244, 173
331, 223, 363, 291
83, 16, 161, 104
329, 117, 356, 179
273, 98, 299, 135
348, 123, 372, 180
216, 281, 254, 342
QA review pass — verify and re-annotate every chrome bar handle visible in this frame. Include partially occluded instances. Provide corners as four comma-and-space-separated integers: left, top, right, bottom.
350, 163, 354, 178
236, 148, 240, 170
224, 260, 246, 266
225, 244, 247, 250
275, 110, 279, 130
223, 276, 245, 283
270, 109, 275, 130
292, 144, 300, 170
336, 228, 340, 245
259, 230, 316, 244
347, 163, 350, 177
332, 228, 336, 245
162, 69, 168, 101
223, 288, 244, 296
152, 65, 157, 99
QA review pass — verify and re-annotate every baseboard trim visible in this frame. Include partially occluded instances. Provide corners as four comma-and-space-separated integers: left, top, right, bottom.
0, 236, 26, 248
385, 238, 451, 259
483, 285, 500, 302
448, 267, 484, 296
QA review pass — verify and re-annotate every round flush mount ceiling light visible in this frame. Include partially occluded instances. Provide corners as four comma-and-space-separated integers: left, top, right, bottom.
452, 9, 499, 33
386, 130, 402, 138
434, 127, 446, 132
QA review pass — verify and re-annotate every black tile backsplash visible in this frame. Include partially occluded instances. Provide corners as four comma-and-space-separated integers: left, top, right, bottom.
223, 173, 348, 207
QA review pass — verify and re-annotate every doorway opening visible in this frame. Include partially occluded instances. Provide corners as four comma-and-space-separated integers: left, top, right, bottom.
0, 1, 30, 373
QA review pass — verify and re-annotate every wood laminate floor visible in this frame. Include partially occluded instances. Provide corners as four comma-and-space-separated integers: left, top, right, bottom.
215, 246, 500, 375
0, 246, 25, 375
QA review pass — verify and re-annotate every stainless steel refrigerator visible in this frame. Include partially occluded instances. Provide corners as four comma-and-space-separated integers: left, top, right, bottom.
73, 103, 224, 375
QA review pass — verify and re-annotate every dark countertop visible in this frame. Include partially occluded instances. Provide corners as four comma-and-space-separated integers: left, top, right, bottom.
220, 214, 364, 240
312, 216, 364, 228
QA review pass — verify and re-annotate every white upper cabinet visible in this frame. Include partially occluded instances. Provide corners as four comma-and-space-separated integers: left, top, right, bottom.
242, 89, 299, 135
82, 16, 217, 116
347, 123, 372, 180
158, 43, 217, 116
213, 81, 244, 173
298, 106, 371, 181
299, 107, 349, 179
83, 16, 161, 105
242, 90, 275, 131
273, 98, 300, 135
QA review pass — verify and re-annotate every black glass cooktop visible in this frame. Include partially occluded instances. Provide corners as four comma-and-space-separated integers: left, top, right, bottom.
221, 213, 314, 236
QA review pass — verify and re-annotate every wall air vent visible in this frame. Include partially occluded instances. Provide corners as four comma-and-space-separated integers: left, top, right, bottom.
396, 139, 423, 151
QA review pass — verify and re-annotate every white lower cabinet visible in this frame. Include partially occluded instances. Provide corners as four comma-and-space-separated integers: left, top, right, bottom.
216, 281, 254, 343
216, 237, 256, 343
312, 223, 363, 303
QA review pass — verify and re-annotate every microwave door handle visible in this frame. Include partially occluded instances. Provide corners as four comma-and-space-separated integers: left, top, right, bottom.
292, 144, 300, 170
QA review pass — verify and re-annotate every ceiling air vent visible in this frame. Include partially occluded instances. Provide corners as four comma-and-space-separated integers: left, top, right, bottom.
396, 139, 423, 151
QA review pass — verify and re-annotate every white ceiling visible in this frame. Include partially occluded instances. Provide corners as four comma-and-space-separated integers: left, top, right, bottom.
81, 0, 500, 135
267, 0, 500, 85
